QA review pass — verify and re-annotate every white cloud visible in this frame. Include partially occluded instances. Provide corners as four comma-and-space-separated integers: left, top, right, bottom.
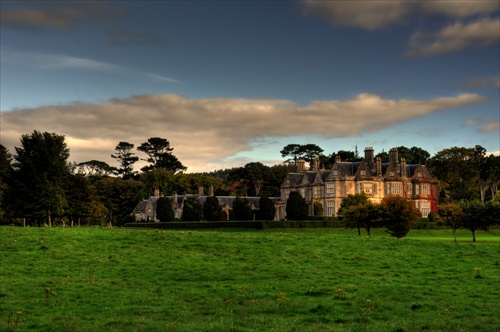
406, 18, 500, 57
0, 50, 177, 83
1, 93, 487, 172
300, 0, 499, 30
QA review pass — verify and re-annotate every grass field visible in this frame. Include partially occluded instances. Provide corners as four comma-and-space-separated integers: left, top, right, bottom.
0, 227, 499, 332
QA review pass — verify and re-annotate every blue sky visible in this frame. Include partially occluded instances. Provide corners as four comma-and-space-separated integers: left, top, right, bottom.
1, 1, 499, 172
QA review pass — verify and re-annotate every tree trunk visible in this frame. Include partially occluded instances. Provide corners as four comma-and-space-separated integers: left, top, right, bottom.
472, 230, 476, 242
357, 227, 361, 236
367, 227, 371, 236
48, 211, 52, 227
23, 218, 26, 228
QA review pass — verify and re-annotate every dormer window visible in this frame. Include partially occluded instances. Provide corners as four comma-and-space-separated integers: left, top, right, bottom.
360, 170, 366, 176
389, 171, 395, 176
417, 172, 422, 178
333, 170, 338, 176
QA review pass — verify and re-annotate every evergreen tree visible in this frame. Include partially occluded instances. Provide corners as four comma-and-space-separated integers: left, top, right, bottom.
259, 196, 276, 220
233, 196, 253, 220
111, 142, 139, 179
286, 191, 309, 220
156, 197, 175, 222
204, 196, 222, 221
182, 197, 203, 221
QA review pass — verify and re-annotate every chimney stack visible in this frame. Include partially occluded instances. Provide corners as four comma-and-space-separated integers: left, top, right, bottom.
389, 148, 399, 165
364, 147, 374, 170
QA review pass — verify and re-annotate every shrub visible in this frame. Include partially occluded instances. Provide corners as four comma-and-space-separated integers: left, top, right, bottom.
286, 191, 309, 220
204, 196, 222, 221
182, 197, 204, 221
233, 197, 253, 221
427, 211, 437, 222
259, 196, 276, 220
313, 201, 323, 216
156, 197, 175, 222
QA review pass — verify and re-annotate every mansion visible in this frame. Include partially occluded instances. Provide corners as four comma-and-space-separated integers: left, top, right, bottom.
135, 147, 438, 222
278, 147, 438, 218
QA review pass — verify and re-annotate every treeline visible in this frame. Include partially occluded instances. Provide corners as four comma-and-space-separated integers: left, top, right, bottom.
0, 131, 499, 227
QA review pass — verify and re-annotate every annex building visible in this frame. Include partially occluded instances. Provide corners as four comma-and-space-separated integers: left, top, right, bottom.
278, 147, 439, 218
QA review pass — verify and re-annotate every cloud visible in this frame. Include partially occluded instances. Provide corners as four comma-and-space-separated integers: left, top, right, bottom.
300, 0, 499, 30
1, 93, 487, 172
462, 76, 500, 90
0, 2, 157, 45
300, 0, 412, 30
405, 18, 500, 57
465, 119, 500, 132
0, 50, 177, 83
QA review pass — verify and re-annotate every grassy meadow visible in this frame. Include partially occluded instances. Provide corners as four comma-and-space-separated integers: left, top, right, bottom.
0, 227, 499, 332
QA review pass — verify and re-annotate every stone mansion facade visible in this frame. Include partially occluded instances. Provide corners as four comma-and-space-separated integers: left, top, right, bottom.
278, 147, 439, 218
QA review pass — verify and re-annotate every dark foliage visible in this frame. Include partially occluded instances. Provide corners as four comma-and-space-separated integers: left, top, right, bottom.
182, 197, 204, 221
233, 197, 253, 221
156, 197, 175, 222
286, 191, 309, 220
258, 196, 276, 220
204, 196, 222, 221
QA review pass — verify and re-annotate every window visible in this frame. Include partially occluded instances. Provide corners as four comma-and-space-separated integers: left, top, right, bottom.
417, 172, 422, 178
422, 184, 430, 195
407, 184, 413, 196
326, 201, 335, 216
392, 183, 402, 194
415, 184, 420, 195
326, 183, 335, 195
314, 186, 320, 197
333, 170, 338, 176
421, 202, 430, 217
386, 183, 391, 195
389, 171, 395, 176
358, 183, 363, 193
360, 170, 366, 176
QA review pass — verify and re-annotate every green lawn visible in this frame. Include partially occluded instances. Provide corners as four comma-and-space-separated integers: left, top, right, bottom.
1, 227, 499, 332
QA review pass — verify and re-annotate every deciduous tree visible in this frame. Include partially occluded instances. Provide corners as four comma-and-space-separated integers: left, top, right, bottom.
438, 202, 464, 242
379, 196, 420, 238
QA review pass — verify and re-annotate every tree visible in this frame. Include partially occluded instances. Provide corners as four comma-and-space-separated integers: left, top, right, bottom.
111, 142, 139, 179
0, 145, 12, 222
342, 201, 380, 236
182, 197, 204, 221
137, 137, 186, 173
280, 144, 302, 164
395, 146, 430, 164
9, 131, 71, 226
313, 201, 323, 216
459, 200, 495, 242
93, 177, 144, 226
259, 196, 276, 220
379, 196, 420, 238
280, 144, 324, 167
286, 191, 309, 220
77, 160, 114, 178
233, 196, 253, 221
428, 146, 486, 201
337, 192, 369, 218
438, 202, 464, 242
156, 197, 175, 222
204, 196, 222, 221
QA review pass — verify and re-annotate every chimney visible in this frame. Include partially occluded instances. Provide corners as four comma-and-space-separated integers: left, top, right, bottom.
364, 147, 374, 169
154, 187, 160, 197
314, 157, 320, 172
376, 157, 382, 176
335, 155, 341, 163
198, 185, 204, 196
401, 158, 407, 177
297, 159, 306, 172
173, 192, 178, 207
209, 185, 214, 196
389, 148, 398, 165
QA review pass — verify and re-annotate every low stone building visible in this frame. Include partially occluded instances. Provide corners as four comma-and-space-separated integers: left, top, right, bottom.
135, 191, 281, 222
279, 147, 438, 218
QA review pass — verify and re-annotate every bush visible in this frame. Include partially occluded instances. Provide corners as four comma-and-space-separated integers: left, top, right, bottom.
182, 197, 204, 221
286, 191, 309, 220
427, 211, 437, 222
259, 196, 276, 220
156, 197, 175, 222
204, 196, 222, 221
233, 197, 253, 221
313, 201, 323, 216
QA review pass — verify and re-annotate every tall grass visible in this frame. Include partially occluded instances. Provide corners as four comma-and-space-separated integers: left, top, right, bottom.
0, 227, 498, 331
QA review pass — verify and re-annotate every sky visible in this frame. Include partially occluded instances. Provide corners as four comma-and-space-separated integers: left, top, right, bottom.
1, 0, 499, 173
